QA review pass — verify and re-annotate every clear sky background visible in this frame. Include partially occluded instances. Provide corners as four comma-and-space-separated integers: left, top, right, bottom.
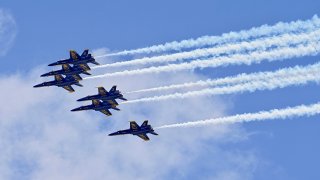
0, 0, 319, 180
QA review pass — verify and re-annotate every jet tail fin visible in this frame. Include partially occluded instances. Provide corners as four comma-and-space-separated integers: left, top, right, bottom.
141, 120, 148, 127
81, 49, 89, 57
109, 85, 117, 93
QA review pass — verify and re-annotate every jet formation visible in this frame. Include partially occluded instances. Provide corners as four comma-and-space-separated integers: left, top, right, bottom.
34, 49, 158, 141
71, 86, 127, 116
34, 49, 96, 93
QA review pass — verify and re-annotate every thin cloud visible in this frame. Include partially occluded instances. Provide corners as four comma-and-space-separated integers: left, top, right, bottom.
0, 9, 17, 56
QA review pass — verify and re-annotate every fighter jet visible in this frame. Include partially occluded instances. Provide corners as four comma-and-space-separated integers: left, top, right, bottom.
41, 64, 91, 77
109, 120, 158, 141
33, 74, 82, 93
48, 49, 99, 66
71, 99, 120, 116
77, 86, 127, 102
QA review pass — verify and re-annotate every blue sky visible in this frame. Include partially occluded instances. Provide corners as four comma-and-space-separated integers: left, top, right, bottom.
0, 0, 320, 179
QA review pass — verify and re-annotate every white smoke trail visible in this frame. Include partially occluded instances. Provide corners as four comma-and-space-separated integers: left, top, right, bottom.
122, 67, 320, 104
95, 15, 320, 57
94, 29, 320, 69
85, 41, 320, 79
126, 62, 320, 94
155, 102, 320, 129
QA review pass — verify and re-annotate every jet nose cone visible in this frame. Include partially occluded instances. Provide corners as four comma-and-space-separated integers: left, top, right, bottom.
40, 73, 48, 77
48, 62, 58, 66
33, 84, 42, 88
70, 108, 79, 112
77, 97, 86, 101
108, 132, 117, 136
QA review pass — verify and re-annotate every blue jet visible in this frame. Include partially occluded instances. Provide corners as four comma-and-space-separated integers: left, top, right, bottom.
71, 99, 120, 116
33, 74, 83, 93
48, 49, 99, 66
109, 120, 158, 141
41, 64, 91, 77
77, 86, 127, 102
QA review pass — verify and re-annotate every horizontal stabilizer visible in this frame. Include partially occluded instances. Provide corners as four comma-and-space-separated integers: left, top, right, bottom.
111, 107, 120, 111
150, 132, 159, 136
82, 71, 91, 76
75, 83, 83, 87
119, 97, 127, 101
92, 61, 100, 65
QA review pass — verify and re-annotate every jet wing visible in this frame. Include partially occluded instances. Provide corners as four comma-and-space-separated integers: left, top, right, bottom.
130, 121, 139, 130
137, 134, 150, 141
72, 74, 83, 81
77, 63, 91, 71
54, 74, 64, 81
62, 64, 71, 71
98, 87, 109, 96
105, 99, 119, 106
92, 99, 101, 106
70, 50, 80, 60
99, 109, 112, 116
63, 85, 75, 92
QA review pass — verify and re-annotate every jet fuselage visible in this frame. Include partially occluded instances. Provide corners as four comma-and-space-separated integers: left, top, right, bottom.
77, 93, 125, 102
33, 78, 78, 88
71, 101, 117, 112
41, 67, 90, 77
109, 125, 155, 136
48, 56, 97, 66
